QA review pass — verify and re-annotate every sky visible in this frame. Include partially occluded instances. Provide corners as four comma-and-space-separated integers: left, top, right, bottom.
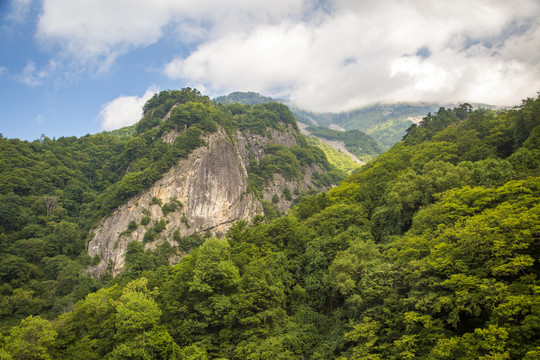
1, 0, 539, 141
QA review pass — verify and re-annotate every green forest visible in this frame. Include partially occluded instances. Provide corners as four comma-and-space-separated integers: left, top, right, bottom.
0, 91, 539, 359
304, 136, 361, 175
0, 87, 338, 332
304, 126, 383, 162
292, 103, 444, 149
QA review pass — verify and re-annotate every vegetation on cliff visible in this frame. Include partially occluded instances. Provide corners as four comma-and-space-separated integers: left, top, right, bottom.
0, 88, 343, 335
305, 125, 383, 162
1, 91, 539, 358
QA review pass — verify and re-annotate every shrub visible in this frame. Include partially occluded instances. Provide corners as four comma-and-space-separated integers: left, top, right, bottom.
143, 229, 156, 243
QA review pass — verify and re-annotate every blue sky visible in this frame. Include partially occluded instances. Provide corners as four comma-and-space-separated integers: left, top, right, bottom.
1, 0, 539, 141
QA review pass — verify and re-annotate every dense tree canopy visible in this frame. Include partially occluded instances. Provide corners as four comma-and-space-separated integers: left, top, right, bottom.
1, 92, 539, 359
305, 125, 383, 162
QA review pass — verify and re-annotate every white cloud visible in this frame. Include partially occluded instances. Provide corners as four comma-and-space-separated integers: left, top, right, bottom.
16, 61, 50, 87
35, 0, 540, 109
164, 0, 540, 110
99, 87, 158, 131
164, 24, 312, 94
37, 0, 170, 67
37, 0, 304, 68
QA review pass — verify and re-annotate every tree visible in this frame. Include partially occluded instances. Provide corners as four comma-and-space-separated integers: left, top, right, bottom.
114, 279, 161, 343
3, 316, 56, 360
452, 103, 473, 120
42, 196, 57, 218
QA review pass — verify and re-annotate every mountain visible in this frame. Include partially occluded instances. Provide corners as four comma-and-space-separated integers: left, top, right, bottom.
88, 92, 342, 278
213, 91, 278, 106
291, 102, 444, 149
0, 88, 343, 325
215, 92, 502, 150
215, 92, 385, 164
1, 91, 539, 359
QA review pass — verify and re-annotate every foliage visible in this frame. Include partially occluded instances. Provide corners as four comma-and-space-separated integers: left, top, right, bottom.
305, 136, 361, 174
305, 125, 383, 162
223, 102, 299, 135
2, 315, 56, 359
214, 91, 277, 106
1, 91, 539, 358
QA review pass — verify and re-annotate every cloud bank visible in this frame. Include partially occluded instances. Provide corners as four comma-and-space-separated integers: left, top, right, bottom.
38, 0, 540, 111
99, 87, 158, 131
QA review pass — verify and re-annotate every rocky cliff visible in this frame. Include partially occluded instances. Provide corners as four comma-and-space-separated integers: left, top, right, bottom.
87, 124, 329, 278
234, 125, 326, 212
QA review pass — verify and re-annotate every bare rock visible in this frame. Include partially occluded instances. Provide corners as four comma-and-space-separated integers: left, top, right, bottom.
87, 127, 261, 278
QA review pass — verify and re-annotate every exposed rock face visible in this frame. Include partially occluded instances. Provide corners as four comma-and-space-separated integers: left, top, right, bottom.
234, 125, 327, 212
87, 128, 261, 278
261, 165, 324, 213
234, 125, 299, 164
87, 124, 329, 278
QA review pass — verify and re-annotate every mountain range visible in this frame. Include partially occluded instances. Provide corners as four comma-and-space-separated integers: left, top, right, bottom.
0, 89, 538, 359
215, 91, 502, 149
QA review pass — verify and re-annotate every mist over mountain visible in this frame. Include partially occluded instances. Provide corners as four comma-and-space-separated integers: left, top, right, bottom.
215, 91, 499, 149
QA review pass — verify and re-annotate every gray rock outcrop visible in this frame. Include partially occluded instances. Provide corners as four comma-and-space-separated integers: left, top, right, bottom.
87, 128, 260, 278
87, 124, 330, 278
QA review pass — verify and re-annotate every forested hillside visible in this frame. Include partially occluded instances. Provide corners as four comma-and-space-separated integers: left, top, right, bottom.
304, 125, 383, 163
0, 93, 539, 359
214, 92, 278, 106
0, 88, 342, 337
214, 91, 452, 150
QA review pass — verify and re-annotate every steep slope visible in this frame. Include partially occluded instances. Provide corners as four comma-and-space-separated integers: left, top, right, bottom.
234, 124, 330, 211
2, 94, 538, 359
0, 88, 344, 330
87, 128, 260, 277
87, 91, 341, 278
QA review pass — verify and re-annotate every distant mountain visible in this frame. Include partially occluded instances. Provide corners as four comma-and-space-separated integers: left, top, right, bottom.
291, 102, 443, 149
215, 92, 385, 162
214, 91, 278, 106
215, 92, 500, 150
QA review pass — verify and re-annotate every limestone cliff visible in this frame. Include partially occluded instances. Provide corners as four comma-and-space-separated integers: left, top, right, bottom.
87, 128, 260, 277
234, 125, 330, 212
88, 124, 332, 278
